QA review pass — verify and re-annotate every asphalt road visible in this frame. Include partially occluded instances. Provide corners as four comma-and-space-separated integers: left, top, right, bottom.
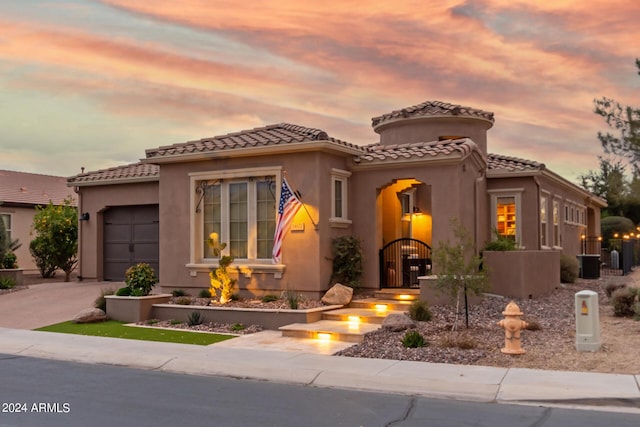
1, 354, 639, 427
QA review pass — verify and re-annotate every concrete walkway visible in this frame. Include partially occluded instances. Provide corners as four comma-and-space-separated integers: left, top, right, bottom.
0, 279, 639, 414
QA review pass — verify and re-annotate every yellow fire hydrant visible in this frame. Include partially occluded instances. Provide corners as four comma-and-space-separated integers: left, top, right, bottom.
497, 301, 528, 355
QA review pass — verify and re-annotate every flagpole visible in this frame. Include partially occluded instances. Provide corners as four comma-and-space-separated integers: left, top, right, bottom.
283, 171, 319, 230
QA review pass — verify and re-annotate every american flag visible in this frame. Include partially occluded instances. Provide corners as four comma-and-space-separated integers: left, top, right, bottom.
272, 177, 302, 263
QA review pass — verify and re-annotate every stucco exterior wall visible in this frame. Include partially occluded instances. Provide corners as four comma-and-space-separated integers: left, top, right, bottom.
76, 181, 159, 280
157, 150, 354, 298
0, 206, 38, 273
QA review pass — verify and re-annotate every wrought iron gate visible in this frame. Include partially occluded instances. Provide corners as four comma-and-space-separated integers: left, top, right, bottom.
379, 238, 432, 288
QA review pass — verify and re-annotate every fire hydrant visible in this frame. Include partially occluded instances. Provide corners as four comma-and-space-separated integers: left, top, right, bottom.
497, 301, 528, 355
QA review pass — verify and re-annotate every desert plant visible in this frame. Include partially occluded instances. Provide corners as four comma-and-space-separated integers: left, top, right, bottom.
94, 288, 115, 311
402, 330, 426, 348
285, 292, 299, 309
145, 319, 159, 325
611, 287, 640, 317
198, 289, 212, 299
2, 250, 17, 269
560, 254, 579, 283
433, 218, 489, 330
187, 311, 204, 326
408, 300, 432, 322
172, 289, 188, 297
483, 229, 518, 252
330, 236, 364, 288
606, 283, 626, 297
261, 294, 279, 303
175, 296, 192, 305
231, 323, 245, 331
524, 320, 542, 331
30, 199, 78, 281
209, 255, 236, 304
170, 319, 183, 325
0, 276, 16, 290
440, 334, 477, 350
115, 286, 132, 296
124, 263, 158, 296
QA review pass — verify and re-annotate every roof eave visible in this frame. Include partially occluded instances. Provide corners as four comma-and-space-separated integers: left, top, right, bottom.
68, 176, 159, 187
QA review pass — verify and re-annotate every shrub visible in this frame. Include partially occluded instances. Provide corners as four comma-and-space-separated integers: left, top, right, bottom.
402, 330, 426, 348
601, 216, 635, 248
285, 292, 299, 309
115, 286, 131, 296
172, 289, 188, 297
606, 283, 626, 298
175, 296, 192, 305
187, 311, 204, 326
198, 289, 212, 299
0, 276, 16, 290
439, 334, 477, 349
94, 288, 115, 311
231, 323, 245, 331
261, 294, 279, 303
408, 300, 432, 322
2, 250, 17, 269
611, 287, 640, 317
330, 236, 364, 288
524, 320, 542, 331
209, 255, 236, 304
145, 319, 159, 325
124, 263, 158, 296
170, 319, 183, 325
29, 237, 58, 278
560, 254, 579, 283
483, 229, 518, 252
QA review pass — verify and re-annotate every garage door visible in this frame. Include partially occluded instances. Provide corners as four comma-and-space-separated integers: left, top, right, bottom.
103, 205, 159, 281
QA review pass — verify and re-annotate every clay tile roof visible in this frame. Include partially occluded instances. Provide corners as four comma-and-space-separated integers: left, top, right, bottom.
487, 153, 545, 172
145, 122, 361, 159
0, 169, 77, 206
354, 138, 477, 164
371, 100, 495, 128
67, 163, 159, 185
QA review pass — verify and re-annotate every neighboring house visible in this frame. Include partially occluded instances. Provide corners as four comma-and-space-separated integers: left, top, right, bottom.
68, 101, 605, 296
0, 169, 77, 273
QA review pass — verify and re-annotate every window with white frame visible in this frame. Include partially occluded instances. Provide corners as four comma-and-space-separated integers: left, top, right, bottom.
553, 199, 560, 247
194, 168, 280, 263
0, 213, 11, 242
490, 190, 522, 245
330, 168, 351, 227
540, 195, 548, 247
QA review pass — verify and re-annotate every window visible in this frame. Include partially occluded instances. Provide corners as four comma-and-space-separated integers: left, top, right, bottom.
330, 168, 351, 227
553, 200, 560, 247
540, 196, 547, 247
194, 168, 279, 264
490, 189, 522, 245
0, 213, 11, 242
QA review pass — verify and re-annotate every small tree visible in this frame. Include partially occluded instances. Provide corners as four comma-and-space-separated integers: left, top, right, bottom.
433, 218, 489, 330
330, 236, 364, 288
30, 198, 78, 281
207, 232, 236, 304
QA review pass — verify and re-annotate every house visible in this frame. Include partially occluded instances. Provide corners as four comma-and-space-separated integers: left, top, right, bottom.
68, 101, 605, 298
0, 169, 77, 273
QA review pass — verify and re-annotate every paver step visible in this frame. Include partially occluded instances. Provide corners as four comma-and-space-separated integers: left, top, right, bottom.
321, 308, 406, 324
279, 320, 380, 343
374, 289, 420, 301
348, 298, 413, 312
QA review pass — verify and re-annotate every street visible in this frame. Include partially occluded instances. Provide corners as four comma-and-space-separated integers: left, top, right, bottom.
0, 354, 638, 427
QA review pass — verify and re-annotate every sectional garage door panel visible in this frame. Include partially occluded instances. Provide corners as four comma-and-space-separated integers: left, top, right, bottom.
104, 205, 159, 281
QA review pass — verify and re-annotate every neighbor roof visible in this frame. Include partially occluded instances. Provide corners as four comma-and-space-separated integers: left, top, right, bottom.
145, 122, 364, 161
354, 138, 479, 164
0, 169, 77, 206
67, 163, 159, 187
371, 100, 495, 129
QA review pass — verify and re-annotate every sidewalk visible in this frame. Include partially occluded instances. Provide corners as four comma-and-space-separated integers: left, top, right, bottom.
0, 279, 639, 413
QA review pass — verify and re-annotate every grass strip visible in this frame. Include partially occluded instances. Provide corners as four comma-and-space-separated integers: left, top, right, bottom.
35, 320, 235, 346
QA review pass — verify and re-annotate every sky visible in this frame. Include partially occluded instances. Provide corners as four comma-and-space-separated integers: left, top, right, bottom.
1, 0, 638, 183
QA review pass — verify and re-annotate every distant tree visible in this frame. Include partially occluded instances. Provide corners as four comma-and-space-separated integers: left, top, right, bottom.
30, 199, 78, 281
594, 59, 640, 172
579, 157, 627, 216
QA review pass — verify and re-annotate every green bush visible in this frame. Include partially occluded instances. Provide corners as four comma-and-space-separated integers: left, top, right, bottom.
285, 292, 299, 309
187, 311, 204, 326
231, 323, 245, 331
330, 236, 364, 288
2, 250, 17, 269
172, 289, 188, 297
0, 276, 16, 290
402, 330, 426, 348
408, 300, 432, 322
29, 237, 58, 278
175, 296, 192, 305
261, 294, 279, 303
601, 216, 635, 248
115, 286, 132, 296
611, 287, 640, 317
560, 254, 579, 283
483, 229, 518, 252
124, 263, 158, 296
198, 289, 212, 299
94, 288, 115, 311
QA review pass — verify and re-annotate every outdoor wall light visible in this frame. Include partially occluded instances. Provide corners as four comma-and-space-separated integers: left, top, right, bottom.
79, 212, 90, 221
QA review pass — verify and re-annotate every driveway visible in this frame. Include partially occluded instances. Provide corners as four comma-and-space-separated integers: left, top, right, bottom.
0, 278, 119, 329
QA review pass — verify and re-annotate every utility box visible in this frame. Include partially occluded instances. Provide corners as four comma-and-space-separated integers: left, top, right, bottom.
575, 290, 600, 352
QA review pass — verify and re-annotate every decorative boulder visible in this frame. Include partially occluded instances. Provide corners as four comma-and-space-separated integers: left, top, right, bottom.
321, 283, 353, 306
72, 308, 107, 324
382, 313, 416, 332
